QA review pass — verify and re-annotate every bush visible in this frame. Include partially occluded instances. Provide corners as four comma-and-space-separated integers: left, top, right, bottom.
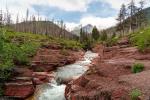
21, 42, 40, 57
100, 30, 108, 41
59, 38, 83, 50
106, 36, 119, 47
130, 89, 142, 100
130, 28, 150, 52
132, 63, 144, 73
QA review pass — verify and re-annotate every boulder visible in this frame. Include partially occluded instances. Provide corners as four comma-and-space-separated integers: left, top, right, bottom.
4, 77, 35, 99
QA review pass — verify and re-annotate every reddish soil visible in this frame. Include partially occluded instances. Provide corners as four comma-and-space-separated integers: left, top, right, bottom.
65, 38, 150, 100
4, 44, 84, 99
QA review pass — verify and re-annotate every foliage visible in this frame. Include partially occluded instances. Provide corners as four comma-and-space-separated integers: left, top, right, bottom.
130, 28, 150, 52
132, 63, 144, 73
79, 28, 94, 50
92, 26, 100, 41
58, 38, 83, 50
100, 30, 108, 41
130, 89, 142, 100
106, 36, 119, 47
82, 36, 94, 50
0, 28, 84, 96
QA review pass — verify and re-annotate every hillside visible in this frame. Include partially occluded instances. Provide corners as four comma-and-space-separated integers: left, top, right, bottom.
10, 21, 78, 39
101, 7, 150, 37
0, 28, 84, 98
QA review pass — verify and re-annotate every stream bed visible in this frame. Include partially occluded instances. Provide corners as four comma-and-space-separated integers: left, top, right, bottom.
34, 51, 98, 100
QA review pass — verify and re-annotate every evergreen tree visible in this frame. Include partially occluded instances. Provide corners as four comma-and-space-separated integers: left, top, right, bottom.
92, 26, 99, 41
0, 10, 2, 27
80, 25, 84, 43
138, 0, 147, 28
117, 4, 127, 34
128, 0, 138, 32
100, 30, 107, 41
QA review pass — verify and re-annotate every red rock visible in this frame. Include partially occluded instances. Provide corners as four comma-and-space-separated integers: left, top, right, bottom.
32, 72, 55, 85
4, 83, 34, 99
4, 76, 35, 99
13, 68, 33, 77
117, 37, 129, 46
32, 47, 84, 72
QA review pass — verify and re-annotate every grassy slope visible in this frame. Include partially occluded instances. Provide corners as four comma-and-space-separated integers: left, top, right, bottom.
130, 27, 150, 51
0, 28, 83, 82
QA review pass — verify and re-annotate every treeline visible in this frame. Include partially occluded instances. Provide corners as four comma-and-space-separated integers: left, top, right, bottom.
0, 9, 77, 40
79, 25, 112, 49
116, 0, 148, 35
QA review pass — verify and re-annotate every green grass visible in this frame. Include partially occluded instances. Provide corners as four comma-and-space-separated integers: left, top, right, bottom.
130, 27, 150, 52
0, 28, 83, 96
130, 89, 142, 100
132, 63, 144, 73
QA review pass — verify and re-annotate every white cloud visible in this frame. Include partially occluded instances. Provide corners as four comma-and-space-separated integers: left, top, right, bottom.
66, 22, 79, 31
80, 16, 117, 29
66, 15, 118, 31
1, 0, 149, 29
42, 0, 93, 12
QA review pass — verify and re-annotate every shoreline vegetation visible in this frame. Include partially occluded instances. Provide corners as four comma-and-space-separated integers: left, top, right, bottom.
0, 0, 150, 99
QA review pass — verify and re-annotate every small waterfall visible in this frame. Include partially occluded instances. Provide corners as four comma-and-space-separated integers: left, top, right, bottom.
35, 51, 98, 100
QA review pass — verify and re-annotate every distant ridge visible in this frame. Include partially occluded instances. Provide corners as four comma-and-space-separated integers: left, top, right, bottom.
71, 24, 94, 36
10, 21, 77, 39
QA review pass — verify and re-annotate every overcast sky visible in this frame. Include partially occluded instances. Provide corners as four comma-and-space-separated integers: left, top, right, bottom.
0, 0, 149, 30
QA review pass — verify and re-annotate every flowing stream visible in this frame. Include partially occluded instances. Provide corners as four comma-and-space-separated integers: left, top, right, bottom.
34, 51, 98, 100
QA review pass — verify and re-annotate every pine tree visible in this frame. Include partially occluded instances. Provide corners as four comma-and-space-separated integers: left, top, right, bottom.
0, 10, 2, 27
80, 25, 84, 43
117, 4, 127, 35
92, 26, 99, 41
100, 30, 107, 41
138, 0, 147, 28
128, 0, 138, 32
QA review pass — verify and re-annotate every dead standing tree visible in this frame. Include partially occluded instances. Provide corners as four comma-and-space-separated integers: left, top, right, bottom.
0, 10, 3, 28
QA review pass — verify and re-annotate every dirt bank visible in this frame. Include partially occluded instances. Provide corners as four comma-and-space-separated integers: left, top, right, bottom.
65, 40, 150, 100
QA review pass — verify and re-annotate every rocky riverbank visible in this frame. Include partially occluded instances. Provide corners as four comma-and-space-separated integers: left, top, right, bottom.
65, 38, 150, 100
3, 44, 84, 99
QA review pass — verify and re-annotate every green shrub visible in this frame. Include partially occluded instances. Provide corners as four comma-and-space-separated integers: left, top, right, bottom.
0, 60, 14, 81
130, 89, 142, 100
21, 42, 40, 57
132, 63, 144, 73
106, 36, 119, 47
59, 38, 83, 50
100, 31, 108, 41
130, 28, 150, 52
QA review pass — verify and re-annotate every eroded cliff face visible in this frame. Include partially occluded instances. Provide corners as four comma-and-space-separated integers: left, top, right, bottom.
65, 38, 150, 100
4, 44, 84, 99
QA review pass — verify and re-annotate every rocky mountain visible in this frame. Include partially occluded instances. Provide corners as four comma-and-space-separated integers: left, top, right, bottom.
71, 24, 94, 36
